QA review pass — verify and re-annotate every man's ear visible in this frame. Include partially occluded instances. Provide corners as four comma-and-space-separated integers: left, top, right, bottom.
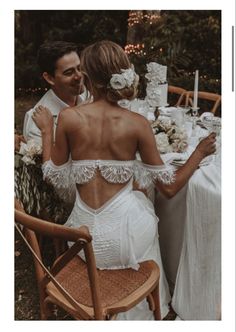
42, 72, 55, 86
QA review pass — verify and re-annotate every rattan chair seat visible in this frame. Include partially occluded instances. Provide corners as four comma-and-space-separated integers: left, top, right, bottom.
15, 207, 161, 320
47, 256, 158, 309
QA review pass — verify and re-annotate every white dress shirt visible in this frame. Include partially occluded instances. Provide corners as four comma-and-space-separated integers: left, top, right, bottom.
23, 89, 87, 143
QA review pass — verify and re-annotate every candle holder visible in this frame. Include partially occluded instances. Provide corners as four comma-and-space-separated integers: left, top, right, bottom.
191, 107, 200, 130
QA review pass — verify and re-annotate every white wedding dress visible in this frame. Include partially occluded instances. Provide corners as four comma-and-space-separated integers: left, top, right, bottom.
42, 159, 175, 319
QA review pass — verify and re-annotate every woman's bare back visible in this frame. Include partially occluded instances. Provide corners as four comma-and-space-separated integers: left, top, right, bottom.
62, 100, 144, 209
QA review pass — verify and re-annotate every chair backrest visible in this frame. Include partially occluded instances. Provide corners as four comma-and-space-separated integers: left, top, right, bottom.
15, 206, 104, 319
168, 85, 187, 106
185, 91, 221, 115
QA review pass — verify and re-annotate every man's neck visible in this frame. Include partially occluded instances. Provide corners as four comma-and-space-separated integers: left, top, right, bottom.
52, 88, 77, 107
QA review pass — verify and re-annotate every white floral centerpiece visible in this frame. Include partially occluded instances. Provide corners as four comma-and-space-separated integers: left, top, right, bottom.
18, 139, 42, 165
152, 118, 188, 153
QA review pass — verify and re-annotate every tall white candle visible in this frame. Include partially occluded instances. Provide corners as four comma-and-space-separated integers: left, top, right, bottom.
193, 70, 199, 109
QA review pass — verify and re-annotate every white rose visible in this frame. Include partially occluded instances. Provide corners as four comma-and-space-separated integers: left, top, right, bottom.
19, 141, 28, 155
155, 132, 171, 153
110, 74, 126, 90
145, 72, 156, 81
22, 155, 35, 165
147, 62, 161, 73
146, 62, 167, 83
121, 68, 135, 87
172, 140, 188, 153
178, 141, 188, 152
146, 84, 161, 107
27, 140, 42, 156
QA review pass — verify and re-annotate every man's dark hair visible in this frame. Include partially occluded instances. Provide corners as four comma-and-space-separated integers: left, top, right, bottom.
37, 41, 78, 76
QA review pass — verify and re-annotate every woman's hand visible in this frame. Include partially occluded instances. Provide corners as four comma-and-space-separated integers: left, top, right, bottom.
32, 105, 53, 134
195, 132, 217, 158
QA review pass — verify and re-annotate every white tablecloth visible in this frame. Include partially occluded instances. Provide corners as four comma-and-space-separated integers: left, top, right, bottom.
155, 126, 221, 320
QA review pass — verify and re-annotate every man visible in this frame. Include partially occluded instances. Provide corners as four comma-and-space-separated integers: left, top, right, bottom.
23, 40, 87, 143
15, 41, 87, 218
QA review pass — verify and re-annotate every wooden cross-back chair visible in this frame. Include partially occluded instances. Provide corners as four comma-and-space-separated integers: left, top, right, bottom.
168, 85, 187, 106
185, 91, 221, 115
15, 203, 161, 320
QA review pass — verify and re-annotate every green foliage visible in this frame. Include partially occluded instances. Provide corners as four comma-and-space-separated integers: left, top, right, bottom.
15, 10, 129, 93
129, 10, 221, 95
15, 10, 221, 96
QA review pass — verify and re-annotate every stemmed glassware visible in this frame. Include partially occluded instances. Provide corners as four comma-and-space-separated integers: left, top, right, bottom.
175, 105, 191, 127
201, 113, 221, 136
201, 114, 214, 133
201, 114, 221, 156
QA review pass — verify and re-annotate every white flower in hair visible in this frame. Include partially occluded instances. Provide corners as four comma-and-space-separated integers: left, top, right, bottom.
110, 74, 126, 90
110, 67, 136, 90
120, 68, 135, 87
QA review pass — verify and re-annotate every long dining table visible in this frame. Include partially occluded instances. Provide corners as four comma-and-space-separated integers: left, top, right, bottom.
155, 122, 221, 320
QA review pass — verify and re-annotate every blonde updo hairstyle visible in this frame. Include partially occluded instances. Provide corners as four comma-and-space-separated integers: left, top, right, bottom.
80, 40, 139, 103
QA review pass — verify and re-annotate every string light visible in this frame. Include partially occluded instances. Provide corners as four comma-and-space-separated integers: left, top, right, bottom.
128, 10, 161, 27
16, 87, 48, 95
126, 10, 161, 56
125, 43, 145, 55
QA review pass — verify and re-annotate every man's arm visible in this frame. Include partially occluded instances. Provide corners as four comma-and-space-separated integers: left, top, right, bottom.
23, 109, 42, 142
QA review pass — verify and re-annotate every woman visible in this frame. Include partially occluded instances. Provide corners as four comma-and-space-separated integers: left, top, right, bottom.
32, 40, 216, 320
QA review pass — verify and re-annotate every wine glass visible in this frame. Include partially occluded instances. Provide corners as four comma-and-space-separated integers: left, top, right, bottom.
211, 117, 221, 136
177, 105, 191, 114
201, 114, 214, 133
177, 105, 191, 124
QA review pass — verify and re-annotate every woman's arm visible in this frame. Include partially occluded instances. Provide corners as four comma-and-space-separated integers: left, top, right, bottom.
32, 106, 70, 165
137, 117, 216, 198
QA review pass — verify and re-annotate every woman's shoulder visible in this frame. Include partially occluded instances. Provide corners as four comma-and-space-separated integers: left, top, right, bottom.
59, 105, 87, 118
57, 106, 88, 130
123, 108, 151, 128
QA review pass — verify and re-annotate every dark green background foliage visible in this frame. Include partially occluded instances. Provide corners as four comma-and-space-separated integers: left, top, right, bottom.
15, 10, 221, 96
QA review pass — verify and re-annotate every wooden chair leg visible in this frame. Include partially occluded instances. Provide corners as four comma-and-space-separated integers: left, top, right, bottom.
151, 285, 161, 320
40, 297, 56, 320
38, 283, 54, 320
147, 294, 155, 311
53, 238, 66, 258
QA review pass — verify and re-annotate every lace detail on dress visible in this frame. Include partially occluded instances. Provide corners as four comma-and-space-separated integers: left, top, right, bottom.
42, 159, 72, 188
72, 160, 134, 184
134, 161, 176, 188
72, 164, 96, 184
42, 159, 175, 190
42, 159, 76, 202
99, 164, 133, 183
